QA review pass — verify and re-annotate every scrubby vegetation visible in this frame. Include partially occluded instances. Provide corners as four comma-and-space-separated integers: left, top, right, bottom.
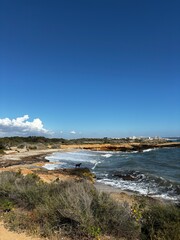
0, 136, 168, 151
0, 171, 179, 240
0, 136, 64, 150
141, 203, 180, 240
132, 196, 180, 240
0, 171, 139, 239
0, 143, 5, 154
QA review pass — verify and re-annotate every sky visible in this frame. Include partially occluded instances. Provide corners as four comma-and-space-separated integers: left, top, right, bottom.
0, 0, 180, 138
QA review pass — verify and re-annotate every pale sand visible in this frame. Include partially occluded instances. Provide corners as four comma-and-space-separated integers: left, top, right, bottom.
0, 221, 72, 240
0, 148, 62, 161
0, 222, 42, 240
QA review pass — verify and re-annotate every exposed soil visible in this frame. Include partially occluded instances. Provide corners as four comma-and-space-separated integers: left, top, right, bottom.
0, 221, 42, 240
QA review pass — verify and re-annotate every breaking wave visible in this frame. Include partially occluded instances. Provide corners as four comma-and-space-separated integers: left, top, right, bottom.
45, 148, 180, 202
97, 170, 180, 202
101, 153, 112, 158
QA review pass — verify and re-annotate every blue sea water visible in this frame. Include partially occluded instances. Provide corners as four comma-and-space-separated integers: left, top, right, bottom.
45, 147, 180, 202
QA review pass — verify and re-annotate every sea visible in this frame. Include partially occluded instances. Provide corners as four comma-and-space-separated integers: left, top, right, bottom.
45, 146, 180, 202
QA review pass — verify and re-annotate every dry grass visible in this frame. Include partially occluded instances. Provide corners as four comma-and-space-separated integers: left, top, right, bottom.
0, 171, 139, 240
1, 171, 179, 240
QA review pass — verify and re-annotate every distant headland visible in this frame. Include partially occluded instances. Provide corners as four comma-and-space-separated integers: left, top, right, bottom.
1, 136, 180, 155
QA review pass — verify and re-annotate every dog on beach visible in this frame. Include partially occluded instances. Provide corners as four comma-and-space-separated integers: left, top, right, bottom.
75, 163, 82, 168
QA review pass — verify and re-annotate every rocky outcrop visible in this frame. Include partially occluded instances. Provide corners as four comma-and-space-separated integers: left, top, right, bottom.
52, 168, 96, 183
0, 154, 49, 168
61, 142, 180, 152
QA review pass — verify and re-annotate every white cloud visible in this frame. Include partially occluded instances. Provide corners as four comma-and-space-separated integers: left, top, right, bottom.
0, 115, 50, 136
70, 130, 76, 134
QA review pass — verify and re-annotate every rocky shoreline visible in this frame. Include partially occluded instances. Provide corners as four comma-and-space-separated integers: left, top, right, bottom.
0, 148, 96, 184
0, 144, 179, 240
0, 142, 180, 181
60, 141, 180, 151
0, 149, 61, 168
0, 142, 179, 203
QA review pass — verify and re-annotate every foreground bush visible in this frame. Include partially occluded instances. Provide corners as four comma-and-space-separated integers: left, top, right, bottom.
141, 203, 180, 240
0, 171, 139, 239
1, 171, 179, 239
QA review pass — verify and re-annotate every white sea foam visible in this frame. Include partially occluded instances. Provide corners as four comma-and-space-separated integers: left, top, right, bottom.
97, 178, 149, 195
96, 150, 115, 154
67, 151, 96, 157
151, 194, 179, 202
43, 163, 62, 170
143, 148, 155, 152
92, 161, 101, 170
46, 151, 99, 167
44, 149, 179, 202
97, 178, 179, 201
101, 153, 112, 158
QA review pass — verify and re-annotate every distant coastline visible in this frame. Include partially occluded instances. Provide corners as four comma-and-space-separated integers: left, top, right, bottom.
0, 136, 180, 168
60, 141, 180, 152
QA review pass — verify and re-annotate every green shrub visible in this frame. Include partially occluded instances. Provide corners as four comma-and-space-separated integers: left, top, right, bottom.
33, 182, 135, 239
141, 203, 180, 240
92, 191, 139, 239
0, 149, 5, 154
0, 171, 18, 195
2, 171, 180, 240
0, 172, 45, 209
0, 198, 14, 212
0, 171, 139, 239
28, 145, 37, 150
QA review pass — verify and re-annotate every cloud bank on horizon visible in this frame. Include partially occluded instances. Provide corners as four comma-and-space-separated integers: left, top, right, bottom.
0, 115, 50, 137
0, 115, 80, 138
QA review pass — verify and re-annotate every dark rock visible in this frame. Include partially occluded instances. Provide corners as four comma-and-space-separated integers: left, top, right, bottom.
113, 173, 136, 181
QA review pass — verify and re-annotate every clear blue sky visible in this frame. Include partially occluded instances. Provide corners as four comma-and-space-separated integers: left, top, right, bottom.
0, 0, 180, 138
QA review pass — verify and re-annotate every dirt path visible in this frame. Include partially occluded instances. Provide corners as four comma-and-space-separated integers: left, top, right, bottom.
0, 222, 42, 240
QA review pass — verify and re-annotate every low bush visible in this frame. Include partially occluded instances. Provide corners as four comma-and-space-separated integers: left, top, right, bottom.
2, 171, 179, 240
0, 171, 139, 239
0, 198, 14, 212
141, 203, 180, 240
0, 149, 5, 154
